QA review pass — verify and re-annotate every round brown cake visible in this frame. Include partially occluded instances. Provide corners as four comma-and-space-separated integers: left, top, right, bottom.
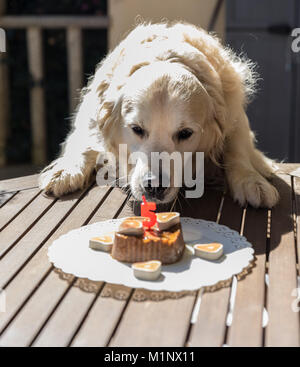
112, 223, 185, 265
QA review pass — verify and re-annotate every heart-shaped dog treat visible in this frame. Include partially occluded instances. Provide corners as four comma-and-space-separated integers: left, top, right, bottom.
156, 212, 180, 231
194, 243, 223, 260
89, 233, 114, 252
125, 216, 147, 222
118, 219, 144, 236
132, 261, 162, 281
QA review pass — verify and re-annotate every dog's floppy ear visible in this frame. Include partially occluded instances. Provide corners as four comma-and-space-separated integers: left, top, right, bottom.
97, 90, 124, 156
193, 74, 226, 165
175, 54, 227, 133
193, 67, 227, 135
207, 114, 225, 166
199, 72, 227, 165
98, 60, 149, 130
97, 78, 124, 128
205, 91, 227, 165
98, 100, 115, 130
194, 81, 226, 165
98, 97, 123, 131
175, 56, 226, 165
97, 100, 120, 155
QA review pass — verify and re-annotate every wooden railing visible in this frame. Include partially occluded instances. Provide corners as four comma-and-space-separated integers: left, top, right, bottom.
0, 4, 109, 166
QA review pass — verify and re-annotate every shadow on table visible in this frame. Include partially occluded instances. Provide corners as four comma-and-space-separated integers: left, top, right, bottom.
243, 174, 299, 256
126, 173, 298, 257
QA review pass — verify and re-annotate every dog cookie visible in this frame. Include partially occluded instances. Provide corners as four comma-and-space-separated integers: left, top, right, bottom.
156, 212, 180, 231
132, 261, 162, 281
89, 233, 114, 252
118, 219, 144, 236
125, 216, 147, 222
194, 243, 223, 260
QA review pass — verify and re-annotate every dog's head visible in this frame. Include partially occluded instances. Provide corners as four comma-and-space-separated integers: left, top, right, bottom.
99, 61, 225, 203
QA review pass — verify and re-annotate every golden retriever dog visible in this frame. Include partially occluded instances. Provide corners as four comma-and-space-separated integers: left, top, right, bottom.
39, 21, 279, 208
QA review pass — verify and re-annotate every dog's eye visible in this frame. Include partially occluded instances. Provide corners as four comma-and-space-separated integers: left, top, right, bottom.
131, 125, 145, 138
177, 129, 194, 141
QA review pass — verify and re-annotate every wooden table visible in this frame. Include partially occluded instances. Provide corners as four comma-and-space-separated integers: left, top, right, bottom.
0, 164, 299, 347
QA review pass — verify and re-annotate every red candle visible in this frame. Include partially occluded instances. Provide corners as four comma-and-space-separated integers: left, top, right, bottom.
141, 196, 157, 229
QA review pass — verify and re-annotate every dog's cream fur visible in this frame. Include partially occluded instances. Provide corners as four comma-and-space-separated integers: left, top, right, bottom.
39, 21, 279, 208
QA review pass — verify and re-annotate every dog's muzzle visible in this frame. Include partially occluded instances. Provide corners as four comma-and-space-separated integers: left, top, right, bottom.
142, 172, 169, 201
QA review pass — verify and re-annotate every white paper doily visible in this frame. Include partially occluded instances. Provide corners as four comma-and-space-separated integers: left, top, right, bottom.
48, 218, 254, 292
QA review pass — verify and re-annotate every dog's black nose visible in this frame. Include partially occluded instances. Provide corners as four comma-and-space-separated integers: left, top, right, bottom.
144, 182, 167, 200
142, 173, 168, 200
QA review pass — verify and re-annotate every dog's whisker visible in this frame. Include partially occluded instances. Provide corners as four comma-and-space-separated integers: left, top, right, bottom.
179, 190, 193, 209
108, 175, 129, 187
124, 193, 132, 209
177, 193, 183, 212
170, 194, 178, 212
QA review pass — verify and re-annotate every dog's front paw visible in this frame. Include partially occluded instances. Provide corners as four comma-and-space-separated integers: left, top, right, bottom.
227, 170, 279, 208
39, 158, 87, 197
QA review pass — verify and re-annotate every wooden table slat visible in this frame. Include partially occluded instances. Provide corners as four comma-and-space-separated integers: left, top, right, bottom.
70, 199, 136, 347
265, 174, 300, 347
0, 174, 39, 192
109, 190, 223, 347
0, 185, 110, 336
188, 195, 244, 347
32, 281, 103, 347
0, 189, 89, 289
29, 189, 129, 347
70, 284, 131, 347
0, 188, 40, 231
227, 206, 268, 346
0, 188, 128, 347
0, 165, 299, 347
0, 191, 16, 208
295, 176, 300, 276
0, 190, 54, 259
